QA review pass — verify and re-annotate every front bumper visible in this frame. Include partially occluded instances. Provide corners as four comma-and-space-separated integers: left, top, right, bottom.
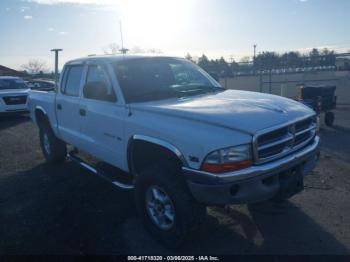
0, 108, 29, 115
183, 136, 320, 205
0, 103, 29, 114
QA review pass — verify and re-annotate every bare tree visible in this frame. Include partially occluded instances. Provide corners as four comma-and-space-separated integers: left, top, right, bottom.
239, 56, 251, 63
185, 53, 193, 62
102, 43, 163, 55
129, 47, 163, 54
148, 48, 163, 54
103, 43, 120, 55
21, 59, 48, 75
129, 46, 146, 54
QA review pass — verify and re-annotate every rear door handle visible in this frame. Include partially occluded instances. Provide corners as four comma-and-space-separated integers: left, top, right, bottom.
57, 104, 62, 110
79, 108, 87, 116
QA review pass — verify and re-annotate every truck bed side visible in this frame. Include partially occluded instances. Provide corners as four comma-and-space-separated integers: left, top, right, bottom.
28, 90, 59, 136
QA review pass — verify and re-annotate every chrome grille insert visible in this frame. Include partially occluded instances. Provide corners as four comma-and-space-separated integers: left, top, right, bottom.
253, 116, 316, 164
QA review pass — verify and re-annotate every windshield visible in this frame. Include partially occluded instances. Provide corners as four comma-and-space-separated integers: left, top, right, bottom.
0, 79, 28, 90
113, 57, 224, 103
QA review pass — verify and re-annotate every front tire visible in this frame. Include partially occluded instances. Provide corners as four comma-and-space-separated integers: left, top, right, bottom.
135, 161, 206, 248
39, 125, 67, 164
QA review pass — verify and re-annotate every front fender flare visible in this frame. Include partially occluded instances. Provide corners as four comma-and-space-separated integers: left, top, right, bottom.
127, 135, 189, 171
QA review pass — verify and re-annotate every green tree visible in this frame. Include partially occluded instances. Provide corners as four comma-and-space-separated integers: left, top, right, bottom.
217, 57, 232, 77
321, 48, 335, 66
197, 54, 211, 71
255, 52, 280, 69
281, 51, 303, 68
309, 48, 320, 66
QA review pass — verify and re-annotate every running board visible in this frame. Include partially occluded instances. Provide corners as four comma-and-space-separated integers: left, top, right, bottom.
68, 152, 134, 190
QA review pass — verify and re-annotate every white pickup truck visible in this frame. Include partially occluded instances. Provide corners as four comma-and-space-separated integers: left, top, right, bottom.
29, 55, 320, 247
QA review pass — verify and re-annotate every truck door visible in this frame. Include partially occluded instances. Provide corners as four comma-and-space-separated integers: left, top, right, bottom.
56, 64, 85, 147
79, 63, 127, 169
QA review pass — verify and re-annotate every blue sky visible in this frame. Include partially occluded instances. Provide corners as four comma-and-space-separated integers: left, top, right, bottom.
1, 0, 350, 71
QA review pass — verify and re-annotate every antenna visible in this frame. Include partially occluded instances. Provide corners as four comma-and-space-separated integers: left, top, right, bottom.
119, 21, 128, 55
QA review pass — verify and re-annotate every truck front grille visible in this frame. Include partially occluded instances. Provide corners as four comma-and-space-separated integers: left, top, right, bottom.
3, 95, 27, 105
254, 116, 316, 164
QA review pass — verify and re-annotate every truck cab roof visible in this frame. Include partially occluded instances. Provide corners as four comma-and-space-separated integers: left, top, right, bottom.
65, 55, 181, 66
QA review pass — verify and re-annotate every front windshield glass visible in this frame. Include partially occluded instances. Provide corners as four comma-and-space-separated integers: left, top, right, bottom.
0, 79, 28, 90
113, 57, 224, 103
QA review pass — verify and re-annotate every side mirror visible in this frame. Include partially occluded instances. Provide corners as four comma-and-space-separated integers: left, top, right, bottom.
209, 72, 220, 82
83, 81, 109, 101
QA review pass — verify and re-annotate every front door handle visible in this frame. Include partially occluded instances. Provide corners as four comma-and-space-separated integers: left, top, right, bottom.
57, 104, 62, 110
79, 108, 87, 116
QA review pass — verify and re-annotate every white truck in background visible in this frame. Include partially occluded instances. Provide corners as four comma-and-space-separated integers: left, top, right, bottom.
0, 76, 29, 114
28, 55, 320, 247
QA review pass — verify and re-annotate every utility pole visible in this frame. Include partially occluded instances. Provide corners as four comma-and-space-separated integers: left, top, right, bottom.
253, 44, 257, 64
50, 48, 63, 89
119, 21, 129, 55
253, 44, 258, 76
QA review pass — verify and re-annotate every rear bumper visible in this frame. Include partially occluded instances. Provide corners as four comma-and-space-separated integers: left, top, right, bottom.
183, 136, 320, 205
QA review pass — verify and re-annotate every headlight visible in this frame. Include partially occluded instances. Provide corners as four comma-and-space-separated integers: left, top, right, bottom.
201, 144, 252, 173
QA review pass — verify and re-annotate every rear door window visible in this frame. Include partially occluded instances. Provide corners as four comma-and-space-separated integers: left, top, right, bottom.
63, 65, 84, 96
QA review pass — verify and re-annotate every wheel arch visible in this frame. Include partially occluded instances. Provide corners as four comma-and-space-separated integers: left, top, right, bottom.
127, 135, 188, 175
34, 106, 51, 129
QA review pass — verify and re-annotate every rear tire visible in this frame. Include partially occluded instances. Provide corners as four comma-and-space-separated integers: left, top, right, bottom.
135, 161, 206, 248
325, 111, 334, 127
39, 125, 67, 164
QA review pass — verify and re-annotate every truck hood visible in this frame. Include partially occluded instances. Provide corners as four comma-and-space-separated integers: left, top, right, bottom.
0, 89, 29, 97
131, 90, 315, 134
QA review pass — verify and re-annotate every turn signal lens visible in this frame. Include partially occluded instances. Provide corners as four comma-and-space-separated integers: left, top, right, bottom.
201, 160, 252, 173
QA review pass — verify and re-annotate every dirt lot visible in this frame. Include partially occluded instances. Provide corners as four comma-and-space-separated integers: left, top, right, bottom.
0, 107, 350, 255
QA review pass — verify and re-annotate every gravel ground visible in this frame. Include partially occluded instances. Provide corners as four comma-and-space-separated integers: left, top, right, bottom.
0, 107, 349, 255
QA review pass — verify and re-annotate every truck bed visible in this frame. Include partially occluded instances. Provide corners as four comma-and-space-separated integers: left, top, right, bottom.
28, 90, 57, 131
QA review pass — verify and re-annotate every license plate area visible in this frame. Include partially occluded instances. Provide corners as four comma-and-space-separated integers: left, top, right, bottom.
274, 165, 304, 201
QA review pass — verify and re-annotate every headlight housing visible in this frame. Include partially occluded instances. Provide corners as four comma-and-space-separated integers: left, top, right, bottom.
201, 144, 252, 173
312, 115, 320, 134
315, 116, 320, 133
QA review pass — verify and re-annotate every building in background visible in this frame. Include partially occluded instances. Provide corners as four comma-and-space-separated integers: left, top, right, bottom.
336, 57, 350, 71
0, 65, 27, 77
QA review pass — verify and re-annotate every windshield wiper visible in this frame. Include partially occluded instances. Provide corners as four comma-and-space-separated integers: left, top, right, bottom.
177, 85, 226, 97
130, 89, 180, 102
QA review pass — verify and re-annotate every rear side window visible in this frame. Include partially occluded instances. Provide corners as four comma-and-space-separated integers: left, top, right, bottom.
63, 65, 84, 96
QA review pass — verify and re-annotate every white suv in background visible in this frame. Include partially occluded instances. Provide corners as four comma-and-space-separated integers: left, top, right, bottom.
0, 76, 30, 114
